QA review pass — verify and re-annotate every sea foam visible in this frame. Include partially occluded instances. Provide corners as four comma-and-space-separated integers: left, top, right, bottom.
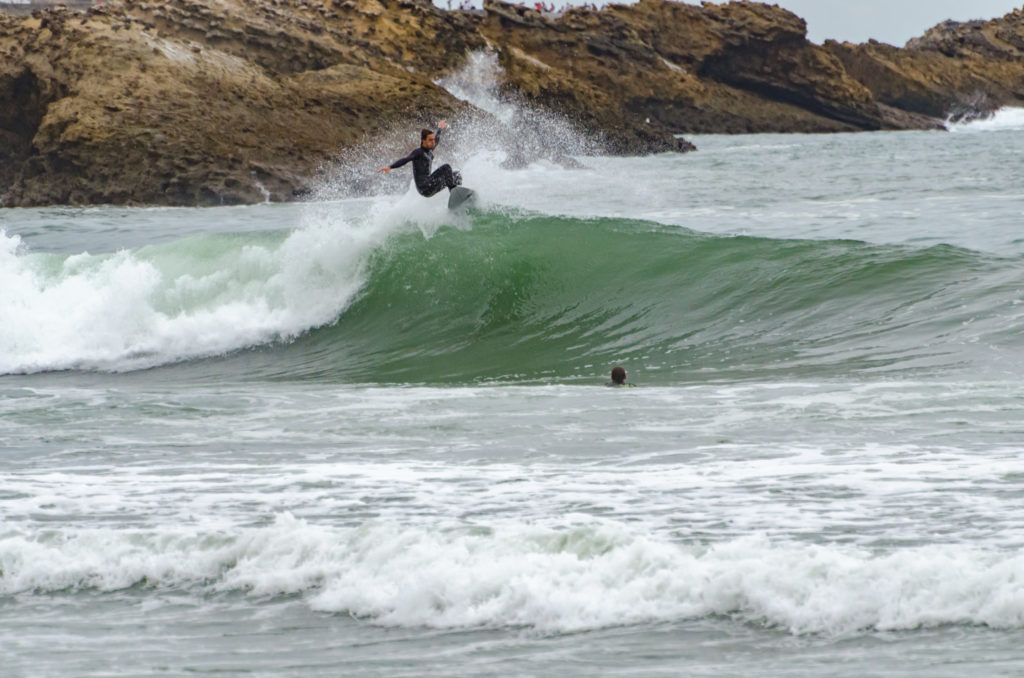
949, 107, 1024, 132
3, 514, 1023, 636
0, 208, 394, 373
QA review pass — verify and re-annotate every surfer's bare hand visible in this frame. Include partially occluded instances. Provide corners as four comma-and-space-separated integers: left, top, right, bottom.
437, 120, 448, 130
377, 166, 390, 174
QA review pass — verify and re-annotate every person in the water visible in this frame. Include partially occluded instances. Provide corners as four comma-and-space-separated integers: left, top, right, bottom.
607, 366, 628, 387
378, 120, 462, 197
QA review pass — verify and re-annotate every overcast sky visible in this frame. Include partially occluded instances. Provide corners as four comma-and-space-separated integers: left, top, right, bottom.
752, 0, 1024, 46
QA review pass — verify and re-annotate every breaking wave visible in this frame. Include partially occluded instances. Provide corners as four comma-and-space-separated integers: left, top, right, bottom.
3, 514, 1023, 635
2, 208, 1023, 382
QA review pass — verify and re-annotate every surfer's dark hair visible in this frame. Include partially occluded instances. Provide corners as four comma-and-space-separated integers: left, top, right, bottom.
421, 128, 434, 141
611, 366, 626, 384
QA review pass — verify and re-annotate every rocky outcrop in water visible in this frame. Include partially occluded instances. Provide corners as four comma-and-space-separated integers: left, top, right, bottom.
826, 9, 1024, 122
1, 0, 1022, 206
482, 0, 897, 137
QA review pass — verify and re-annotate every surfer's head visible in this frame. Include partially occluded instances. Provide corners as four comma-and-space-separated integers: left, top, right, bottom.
421, 129, 436, 150
610, 366, 626, 385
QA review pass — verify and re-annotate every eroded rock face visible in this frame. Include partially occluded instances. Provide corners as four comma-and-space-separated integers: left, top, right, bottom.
0, 1, 479, 206
827, 9, 1024, 123
480, 0, 902, 140
0, 0, 1021, 206
907, 11, 1024, 60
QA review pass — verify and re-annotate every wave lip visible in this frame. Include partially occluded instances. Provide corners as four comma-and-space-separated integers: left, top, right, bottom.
3, 515, 1024, 636
269, 213, 1024, 384
0, 209, 381, 374
5, 206, 1024, 381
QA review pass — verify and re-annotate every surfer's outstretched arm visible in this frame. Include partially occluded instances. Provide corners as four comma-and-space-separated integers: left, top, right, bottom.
378, 148, 421, 174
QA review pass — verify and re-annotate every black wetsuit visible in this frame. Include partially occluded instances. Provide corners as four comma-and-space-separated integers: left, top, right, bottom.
388, 129, 459, 197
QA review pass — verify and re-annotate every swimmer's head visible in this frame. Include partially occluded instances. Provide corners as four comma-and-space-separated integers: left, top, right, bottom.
610, 366, 626, 385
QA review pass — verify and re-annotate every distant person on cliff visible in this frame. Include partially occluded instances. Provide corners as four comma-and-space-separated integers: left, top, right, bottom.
377, 120, 462, 197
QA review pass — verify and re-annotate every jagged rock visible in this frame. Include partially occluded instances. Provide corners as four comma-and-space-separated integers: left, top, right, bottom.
0, 3, 472, 206
827, 9, 1024, 123
0, 0, 1021, 206
480, 0, 900, 139
907, 10, 1024, 60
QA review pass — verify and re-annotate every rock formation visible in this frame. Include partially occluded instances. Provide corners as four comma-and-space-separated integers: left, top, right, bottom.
0, 0, 1022, 207
827, 10, 1024, 122
0, 0, 483, 205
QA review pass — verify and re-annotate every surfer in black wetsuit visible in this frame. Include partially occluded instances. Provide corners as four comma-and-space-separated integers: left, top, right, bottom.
377, 120, 462, 197
607, 366, 628, 387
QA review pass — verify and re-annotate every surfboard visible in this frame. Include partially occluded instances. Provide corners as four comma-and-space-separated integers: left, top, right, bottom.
448, 186, 476, 210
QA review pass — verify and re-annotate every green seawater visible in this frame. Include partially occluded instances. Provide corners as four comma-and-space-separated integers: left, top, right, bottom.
3, 127, 1024, 677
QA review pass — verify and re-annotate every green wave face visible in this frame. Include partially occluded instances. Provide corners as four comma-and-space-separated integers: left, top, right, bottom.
230, 211, 1023, 385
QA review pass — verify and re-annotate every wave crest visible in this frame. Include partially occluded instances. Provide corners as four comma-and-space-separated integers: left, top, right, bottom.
3, 514, 1023, 635
4, 212, 1021, 381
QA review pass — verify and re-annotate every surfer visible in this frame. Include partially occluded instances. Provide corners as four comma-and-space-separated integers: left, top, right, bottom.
378, 120, 462, 197
607, 366, 628, 387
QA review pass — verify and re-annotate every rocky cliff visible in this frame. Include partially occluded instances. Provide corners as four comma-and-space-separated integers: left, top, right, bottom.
0, 0, 1022, 207
0, 0, 483, 205
827, 9, 1024, 122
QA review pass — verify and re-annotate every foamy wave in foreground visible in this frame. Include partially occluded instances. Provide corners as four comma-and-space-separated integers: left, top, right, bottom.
0, 208, 388, 373
949, 107, 1024, 132
3, 514, 1023, 635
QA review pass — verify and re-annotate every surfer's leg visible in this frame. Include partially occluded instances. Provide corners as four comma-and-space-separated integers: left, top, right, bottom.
417, 179, 444, 197
418, 165, 460, 197
431, 164, 459, 191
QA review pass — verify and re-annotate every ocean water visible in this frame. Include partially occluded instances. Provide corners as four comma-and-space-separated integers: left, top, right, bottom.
3, 109, 1024, 676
